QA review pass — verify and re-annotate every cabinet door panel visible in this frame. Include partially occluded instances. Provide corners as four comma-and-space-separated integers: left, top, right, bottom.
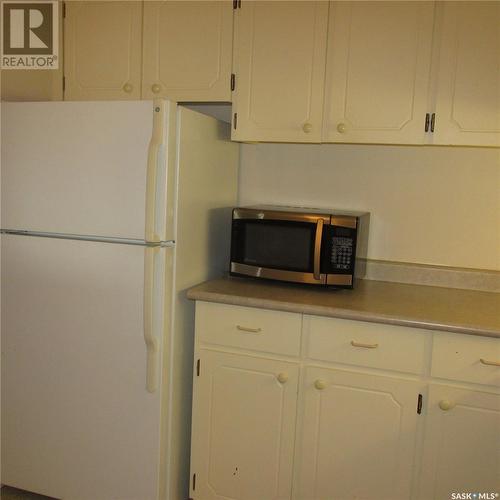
433, 2, 500, 146
418, 385, 500, 499
64, 2, 142, 100
142, 1, 232, 102
324, 1, 434, 144
232, 1, 328, 142
295, 367, 421, 500
190, 350, 298, 500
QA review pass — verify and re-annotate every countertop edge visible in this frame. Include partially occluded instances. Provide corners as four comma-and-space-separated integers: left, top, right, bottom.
186, 288, 500, 339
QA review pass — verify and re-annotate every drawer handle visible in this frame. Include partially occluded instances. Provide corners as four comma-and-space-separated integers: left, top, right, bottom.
480, 358, 500, 367
276, 372, 289, 384
351, 340, 379, 349
236, 325, 262, 334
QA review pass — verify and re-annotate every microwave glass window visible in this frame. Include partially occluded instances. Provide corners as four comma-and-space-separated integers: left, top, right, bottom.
242, 221, 314, 272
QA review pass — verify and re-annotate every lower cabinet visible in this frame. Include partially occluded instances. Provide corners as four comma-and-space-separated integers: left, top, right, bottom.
190, 301, 500, 500
295, 367, 422, 500
418, 384, 500, 499
189, 350, 299, 500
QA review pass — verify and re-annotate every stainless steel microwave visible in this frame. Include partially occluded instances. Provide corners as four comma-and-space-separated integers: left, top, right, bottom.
230, 206, 369, 288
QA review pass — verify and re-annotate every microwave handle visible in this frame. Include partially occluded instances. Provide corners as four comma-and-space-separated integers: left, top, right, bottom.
313, 219, 324, 280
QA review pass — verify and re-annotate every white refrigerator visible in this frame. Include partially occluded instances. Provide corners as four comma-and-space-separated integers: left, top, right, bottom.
0, 100, 238, 500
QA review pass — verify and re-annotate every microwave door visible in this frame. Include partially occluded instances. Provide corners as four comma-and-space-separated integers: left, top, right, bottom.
230, 216, 327, 285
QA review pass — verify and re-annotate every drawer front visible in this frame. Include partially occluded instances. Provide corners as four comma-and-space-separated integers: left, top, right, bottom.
306, 316, 428, 374
195, 301, 302, 356
431, 332, 500, 387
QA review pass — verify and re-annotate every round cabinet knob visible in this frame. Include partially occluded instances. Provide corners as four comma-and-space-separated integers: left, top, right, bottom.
314, 379, 327, 390
302, 122, 313, 134
276, 372, 289, 384
122, 83, 133, 93
151, 84, 162, 94
337, 122, 347, 134
439, 400, 454, 411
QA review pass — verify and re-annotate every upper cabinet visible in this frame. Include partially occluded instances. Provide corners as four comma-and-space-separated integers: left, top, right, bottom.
64, 1, 143, 101
231, 0, 500, 147
231, 1, 328, 143
323, 1, 435, 145
142, 1, 233, 102
432, 2, 500, 147
5, 0, 499, 147
64, 1, 232, 102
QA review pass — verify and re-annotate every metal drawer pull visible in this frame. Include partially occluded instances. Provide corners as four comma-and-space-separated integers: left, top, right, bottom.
236, 325, 262, 334
480, 358, 500, 367
351, 340, 379, 349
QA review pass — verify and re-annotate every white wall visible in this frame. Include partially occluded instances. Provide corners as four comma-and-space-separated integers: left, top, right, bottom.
239, 143, 500, 271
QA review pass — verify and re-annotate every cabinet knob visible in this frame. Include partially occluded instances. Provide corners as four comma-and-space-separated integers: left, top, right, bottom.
314, 379, 327, 390
276, 372, 289, 384
122, 83, 133, 93
337, 122, 347, 134
302, 122, 313, 134
439, 400, 454, 411
151, 84, 162, 94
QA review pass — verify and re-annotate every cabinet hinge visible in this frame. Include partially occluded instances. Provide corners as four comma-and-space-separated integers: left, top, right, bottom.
192, 473, 196, 491
196, 359, 200, 377
430, 113, 436, 133
230, 73, 236, 92
233, 113, 238, 130
424, 113, 430, 132
417, 393, 423, 414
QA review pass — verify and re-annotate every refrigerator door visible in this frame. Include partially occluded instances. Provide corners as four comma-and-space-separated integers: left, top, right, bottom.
1, 100, 175, 242
1, 234, 169, 500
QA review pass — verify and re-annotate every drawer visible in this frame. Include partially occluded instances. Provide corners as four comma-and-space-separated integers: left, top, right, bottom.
195, 301, 302, 356
431, 332, 500, 387
306, 316, 429, 374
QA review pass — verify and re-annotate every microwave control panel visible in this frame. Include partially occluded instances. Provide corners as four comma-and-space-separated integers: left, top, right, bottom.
330, 236, 353, 270
323, 225, 357, 274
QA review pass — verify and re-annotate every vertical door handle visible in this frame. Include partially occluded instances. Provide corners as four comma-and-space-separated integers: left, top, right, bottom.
424, 113, 430, 132
313, 219, 324, 280
144, 246, 161, 393
430, 113, 436, 132
145, 99, 166, 243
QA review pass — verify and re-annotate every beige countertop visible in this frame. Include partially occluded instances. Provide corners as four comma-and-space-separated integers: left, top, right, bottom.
187, 277, 500, 338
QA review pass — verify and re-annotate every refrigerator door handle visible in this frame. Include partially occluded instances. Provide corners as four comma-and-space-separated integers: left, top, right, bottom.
145, 99, 167, 243
143, 246, 161, 393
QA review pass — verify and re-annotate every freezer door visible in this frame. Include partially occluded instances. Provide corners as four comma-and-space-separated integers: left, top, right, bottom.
1, 100, 174, 241
1, 235, 168, 500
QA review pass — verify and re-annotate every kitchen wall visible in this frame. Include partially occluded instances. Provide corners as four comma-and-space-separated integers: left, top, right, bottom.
238, 143, 500, 271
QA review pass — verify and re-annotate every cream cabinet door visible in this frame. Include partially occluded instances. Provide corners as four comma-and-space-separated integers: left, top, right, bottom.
323, 1, 435, 144
432, 2, 500, 147
418, 384, 500, 499
232, 1, 328, 142
64, 1, 142, 100
189, 350, 299, 500
295, 367, 422, 500
142, 1, 233, 102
